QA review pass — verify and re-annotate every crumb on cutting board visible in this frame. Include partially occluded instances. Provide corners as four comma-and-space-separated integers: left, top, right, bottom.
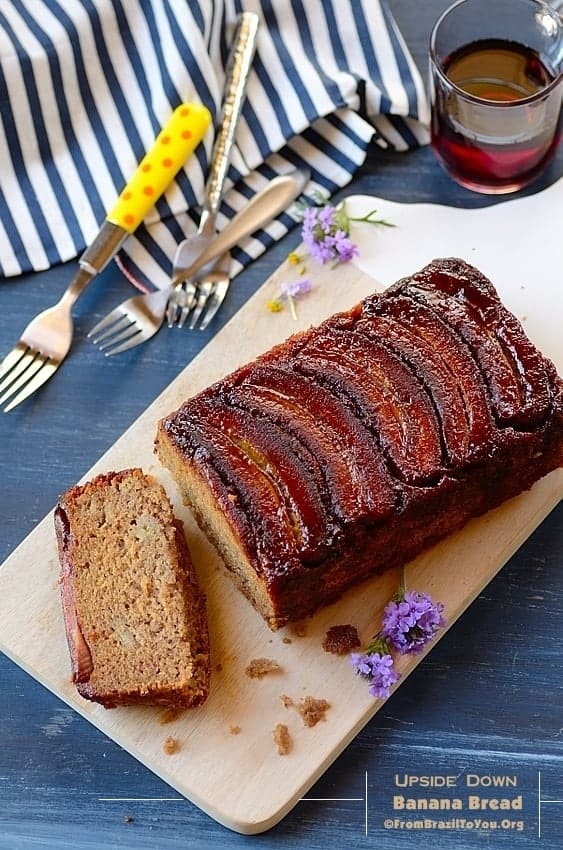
123, 815, 134, 824
229, 725, 241, 735
282, 637, 292, 644
163, 736, 181, 755
245, 657, 282, 679
273, 723, 292, 755
158, 707, 184, 725
291, 621, 307, 637
281, 694, 330, 727
322, 624, 361, 655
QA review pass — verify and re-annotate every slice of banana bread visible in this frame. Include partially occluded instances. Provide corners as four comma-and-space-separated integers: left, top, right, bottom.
54, 468, 210, 709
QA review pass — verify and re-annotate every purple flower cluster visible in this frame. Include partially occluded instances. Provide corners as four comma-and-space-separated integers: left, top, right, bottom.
382, 591, 445, 655
350, 580, 445, 701
350, 650, 400, 699
301, 205, 359, 265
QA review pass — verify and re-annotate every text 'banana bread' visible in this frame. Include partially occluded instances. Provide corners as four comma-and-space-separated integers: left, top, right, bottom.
155, 259, 563, 630
54, 468, 210, 708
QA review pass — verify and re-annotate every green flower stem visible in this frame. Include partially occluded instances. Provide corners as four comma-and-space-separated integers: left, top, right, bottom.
364, 633, 392, 657
349, 209, 395, 227
399, 564, 407, 597
287, 292, 298, 321
389, 564, 407, 604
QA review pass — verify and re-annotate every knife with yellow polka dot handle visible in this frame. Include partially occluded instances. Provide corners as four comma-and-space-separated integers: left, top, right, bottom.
78, 102, 211, 278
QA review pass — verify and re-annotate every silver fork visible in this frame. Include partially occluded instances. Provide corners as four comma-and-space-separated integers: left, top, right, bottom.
87, 287, 170, 355
179, 255, 232, 331
0, 268, 92, 413
0, 219, 130, 413
89, 168, 310, 352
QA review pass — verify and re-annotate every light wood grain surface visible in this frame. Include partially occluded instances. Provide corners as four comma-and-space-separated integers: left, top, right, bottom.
1, 250, 560, 832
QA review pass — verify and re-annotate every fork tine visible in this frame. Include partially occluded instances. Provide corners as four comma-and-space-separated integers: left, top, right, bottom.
0, 343, 28, 381
166, 289, 182, 327
3, 360, 57, 413
198, 299, 219, 331
0, 354, 47, 406
198, 278, 230, 331
103, 331, 146, 356
88, 311, 121, 339
177, 282, 198, 329
89, 313, 130, 344
96, 322, 139, 351
188, 281, 214, 330
0, 349, 38, 397
198, 294, 221, 331
167, 281, 197, 328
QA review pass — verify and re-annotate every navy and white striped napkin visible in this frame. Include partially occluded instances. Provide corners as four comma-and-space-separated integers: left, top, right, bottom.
0, 0, 429, 290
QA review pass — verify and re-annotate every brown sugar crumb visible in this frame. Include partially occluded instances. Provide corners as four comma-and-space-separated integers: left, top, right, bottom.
229, 725, 241, 735
282, 637, 292, 645
245, 657, 282, 679
273, 723, 292, 755
158, 707, 184, 725
281, 693, 329, 726
295, 696, 330, 727
322, 624, 361, 655
163, 736, 181, 755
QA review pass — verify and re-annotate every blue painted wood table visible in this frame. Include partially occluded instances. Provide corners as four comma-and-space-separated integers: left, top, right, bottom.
0, 2, 561, 848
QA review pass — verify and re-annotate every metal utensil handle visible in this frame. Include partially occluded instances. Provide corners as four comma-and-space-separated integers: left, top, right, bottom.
205, 12, 259, 217
173, 168, 309, 284
196, 170, 309, 267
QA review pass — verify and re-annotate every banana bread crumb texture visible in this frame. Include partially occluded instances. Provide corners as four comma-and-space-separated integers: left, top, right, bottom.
54, 468, 210, 709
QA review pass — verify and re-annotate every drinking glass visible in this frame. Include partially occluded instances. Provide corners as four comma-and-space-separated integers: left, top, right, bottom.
429, 0, 562, 193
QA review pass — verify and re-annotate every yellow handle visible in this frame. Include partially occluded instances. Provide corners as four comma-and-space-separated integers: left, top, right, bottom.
106, 102, 211, 233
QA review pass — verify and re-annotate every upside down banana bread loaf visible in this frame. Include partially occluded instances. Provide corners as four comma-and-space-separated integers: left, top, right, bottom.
54, 468, 210, 708
155, 259, 563, 630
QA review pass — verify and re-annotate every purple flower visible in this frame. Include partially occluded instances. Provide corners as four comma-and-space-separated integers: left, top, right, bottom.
382, 591, 445, 655
331, 230, 359, 262
280, 278, 313, 298
350, 651, 400, 699
317, 205, 335, 228
301, 204, 359, 266
299, 198, 392, 269
350, 652, 374, 677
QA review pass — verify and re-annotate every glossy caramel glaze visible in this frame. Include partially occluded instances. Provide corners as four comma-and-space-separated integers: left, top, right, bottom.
157, 259, 563, 627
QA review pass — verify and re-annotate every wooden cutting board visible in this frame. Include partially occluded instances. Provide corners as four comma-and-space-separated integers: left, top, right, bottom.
0, 185, 562, 834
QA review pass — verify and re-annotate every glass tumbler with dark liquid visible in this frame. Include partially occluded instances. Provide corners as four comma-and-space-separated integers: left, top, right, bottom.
429, 0, 562, 193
